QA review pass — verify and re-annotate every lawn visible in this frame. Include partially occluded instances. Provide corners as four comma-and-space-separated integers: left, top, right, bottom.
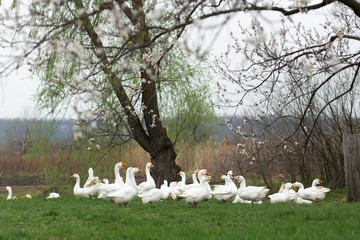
0, 188, 359, 239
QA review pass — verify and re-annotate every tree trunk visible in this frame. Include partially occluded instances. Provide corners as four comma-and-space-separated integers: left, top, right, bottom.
343, 134, 360, 202
74, 0, 181, 187
150, 136, 181, 188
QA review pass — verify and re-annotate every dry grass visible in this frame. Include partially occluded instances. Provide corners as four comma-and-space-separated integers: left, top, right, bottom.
0, 139, 305, 192
0, 139, 247, 178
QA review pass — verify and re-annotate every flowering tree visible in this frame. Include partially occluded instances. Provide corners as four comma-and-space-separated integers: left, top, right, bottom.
2, 0, 360, 186
214, 1, 360, 186
0, 0, 221, 186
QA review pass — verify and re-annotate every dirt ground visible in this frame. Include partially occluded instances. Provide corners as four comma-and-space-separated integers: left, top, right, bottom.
0, 176, 46, 186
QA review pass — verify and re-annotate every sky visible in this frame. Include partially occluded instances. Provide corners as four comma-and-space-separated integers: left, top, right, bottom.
0, 69, 39, 119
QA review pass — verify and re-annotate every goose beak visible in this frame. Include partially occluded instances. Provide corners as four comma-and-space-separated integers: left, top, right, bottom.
138, 169, 142, 172
173, 198, 177, 202
71, 174, 75, 177
195, 170, 199, 174
122, 177, 125, 182
150, 163, 154, 167
220, 176, 223, 180
210, 177, 214, 182
14, 196, 18, 199
206, 170, 210, 176
121, 162, 126, 166
277, 174, 281, 178
177, 171, 181, 175
319, 179, 323, 183
291, 185, 296, 190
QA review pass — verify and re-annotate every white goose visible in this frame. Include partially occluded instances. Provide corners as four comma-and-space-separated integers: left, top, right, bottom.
227, 170, 233, 179
268, 183, 294, 203
25, 194, 32, 199
107, 167, 142, 206
277, 174, 297, 200
84, 167, 101, 188
169, 171, 186, 197
177, 169, 212, 200
293, 181, 330, 203
138, 180, 177, 204
113, 162, 126, 185
211, 175, 237, 202
179, 169, 210, 192
5, 186, 17, 200
232, 195, 260, 204
72, 173, 102, 198
137, 162, 155, 195
98, 167, 132, 199
295, 196, 313, 204
311, 178, 331, 192
235, 175, 270, 203
46, 192, 60, 199
178, 175, 213, 208
277, 174, 286, 193
192, 169, 199, 184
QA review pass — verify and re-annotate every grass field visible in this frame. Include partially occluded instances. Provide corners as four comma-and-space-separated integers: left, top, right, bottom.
1, 188, 359, 239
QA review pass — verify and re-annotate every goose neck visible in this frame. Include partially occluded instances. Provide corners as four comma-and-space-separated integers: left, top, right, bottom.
114, 164, 121, 181
311, 180, 318, 187
7, 187, 12, 199
181, 173, 186, 183
192, 174, 198, 184
74, 175, 81, 188
125, 168, 132, 185
129, 170, 138, 191
145, 164, 151, 178
239, 177, 246, 188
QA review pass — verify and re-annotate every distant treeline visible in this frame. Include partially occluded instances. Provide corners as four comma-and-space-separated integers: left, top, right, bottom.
0, 119, 74, 142
0, 116, 253, 143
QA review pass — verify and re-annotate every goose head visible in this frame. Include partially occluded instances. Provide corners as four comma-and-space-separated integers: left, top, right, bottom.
234, 175, 245, 183
132, 167, 142, 173
201, 175, 213, 183
71, 174, 79, 179
312, 178, 322, 186
116, 162, 126, 168
146, 162, 154, 168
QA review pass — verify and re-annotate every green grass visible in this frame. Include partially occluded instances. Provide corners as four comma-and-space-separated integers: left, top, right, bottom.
0, 189, 359, 239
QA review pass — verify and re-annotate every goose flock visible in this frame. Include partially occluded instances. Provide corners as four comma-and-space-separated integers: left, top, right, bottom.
4, 186, 59, 200
67, 161, 331, 207
2, 161, 331, 207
